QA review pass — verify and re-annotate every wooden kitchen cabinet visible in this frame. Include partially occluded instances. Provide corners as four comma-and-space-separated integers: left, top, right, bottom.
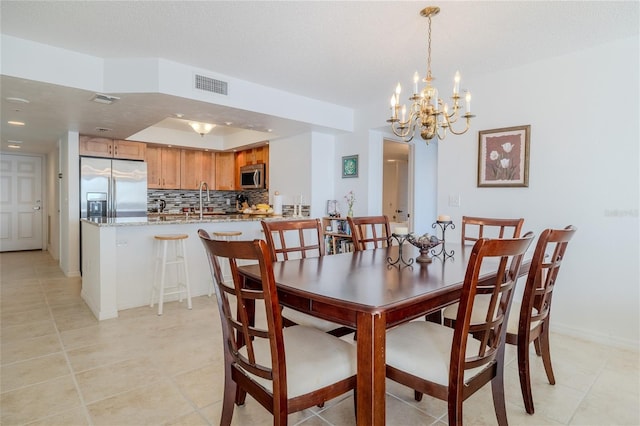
79, 136, 146, 160
180, 149, 216, 190
79, 136, 113, 157
113, 140, 146, 160
234, 145, 269, 189
146, 145, 181, 189
215, 152, 236, 190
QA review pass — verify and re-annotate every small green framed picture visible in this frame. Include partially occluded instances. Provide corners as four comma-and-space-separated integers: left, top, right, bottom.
342, 155, 358, 178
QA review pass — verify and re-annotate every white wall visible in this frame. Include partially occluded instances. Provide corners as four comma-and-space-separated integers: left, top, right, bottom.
436, 36, 639, 347
309, 132, 336, 219
59, 131, 80, 277
268, 133, 313, 208
46, 148, 59, 260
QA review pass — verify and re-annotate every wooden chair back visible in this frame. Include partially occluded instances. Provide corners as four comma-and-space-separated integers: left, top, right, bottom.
347, 215, 391, 251
385, 233, 534, 425
198, 229, 356, 424
519, 225, 576, 337
452, 233, 534, 386
508, 225, 576, 414
261, 218, 325, 261
461, 216, 524, 245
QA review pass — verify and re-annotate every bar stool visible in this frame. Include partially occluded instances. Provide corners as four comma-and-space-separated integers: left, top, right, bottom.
212, 231, 243, 240
208, 231, 243, 296
150, 234, 192, 315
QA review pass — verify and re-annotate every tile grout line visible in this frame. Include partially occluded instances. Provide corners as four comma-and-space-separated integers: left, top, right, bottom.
40, 276, 95, 426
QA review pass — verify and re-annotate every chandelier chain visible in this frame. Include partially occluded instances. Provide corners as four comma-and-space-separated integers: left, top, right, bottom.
426, 15, 432, 81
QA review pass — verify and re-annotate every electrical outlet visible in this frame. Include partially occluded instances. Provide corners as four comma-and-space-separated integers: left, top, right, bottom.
448, 194, 461, 207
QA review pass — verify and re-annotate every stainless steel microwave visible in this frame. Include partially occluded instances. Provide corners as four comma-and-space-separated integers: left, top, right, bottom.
239, 163, 266, 189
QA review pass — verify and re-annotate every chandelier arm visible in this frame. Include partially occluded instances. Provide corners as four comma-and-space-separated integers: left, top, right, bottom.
446, 116, 473, 136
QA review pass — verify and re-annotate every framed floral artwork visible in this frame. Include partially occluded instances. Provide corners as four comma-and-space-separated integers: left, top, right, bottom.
342, 155, 358, 178
478, 125, 530, 187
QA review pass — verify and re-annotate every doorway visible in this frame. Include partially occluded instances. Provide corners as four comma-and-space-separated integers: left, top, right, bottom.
383, 140, 411, 233
0, 153, 44, 251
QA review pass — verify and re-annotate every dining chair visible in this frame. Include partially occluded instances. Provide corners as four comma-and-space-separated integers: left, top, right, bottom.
198, 230, 357, 426
261, 219, 352, 337
347, 215, 391, 251
461, 216, 525, 245
385, 233, 534, 426
443, 226, 576, 414
509, 225, 577, 413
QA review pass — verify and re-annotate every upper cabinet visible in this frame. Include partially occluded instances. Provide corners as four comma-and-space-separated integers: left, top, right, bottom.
146, 145, 181, 189
235, 145, 269, 189
79, 136, 146, 160
180, 149, 216, 190
215, 152, 236, 190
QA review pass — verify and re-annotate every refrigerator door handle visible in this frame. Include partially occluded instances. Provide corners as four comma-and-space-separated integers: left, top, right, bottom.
111, 177, 117, 217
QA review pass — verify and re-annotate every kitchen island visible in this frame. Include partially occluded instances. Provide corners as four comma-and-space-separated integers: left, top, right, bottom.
81, 214, 293, 320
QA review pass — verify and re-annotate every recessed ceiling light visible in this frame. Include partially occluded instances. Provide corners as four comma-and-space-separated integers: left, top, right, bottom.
5, 97, 30, 104
267, 129, 273, 133
7, 144, 21, 149
225, 122, 233, 126
8, 120, 25, 126
175, 113, 184, 118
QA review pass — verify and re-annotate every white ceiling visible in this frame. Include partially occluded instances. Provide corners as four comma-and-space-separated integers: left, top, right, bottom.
1, 1, 638, 154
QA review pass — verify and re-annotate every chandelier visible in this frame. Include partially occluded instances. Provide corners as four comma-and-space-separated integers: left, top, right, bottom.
388, 6, 474, 143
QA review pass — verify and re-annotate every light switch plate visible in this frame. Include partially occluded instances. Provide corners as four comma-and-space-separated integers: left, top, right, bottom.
448, 194, 461, 207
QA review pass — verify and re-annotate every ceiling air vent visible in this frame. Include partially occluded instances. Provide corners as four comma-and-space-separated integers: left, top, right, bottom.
194, 74, 228, 95
90, 93, 120, 105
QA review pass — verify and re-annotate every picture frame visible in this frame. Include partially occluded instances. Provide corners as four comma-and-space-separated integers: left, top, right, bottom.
478, 125, 530, 187
342, 155, 359, 178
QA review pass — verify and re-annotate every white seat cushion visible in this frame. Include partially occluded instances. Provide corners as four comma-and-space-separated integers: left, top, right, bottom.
443, 296, 540, 335
281, 307, 346, 332
386, 321, 489, 385
238, 325, 356, 398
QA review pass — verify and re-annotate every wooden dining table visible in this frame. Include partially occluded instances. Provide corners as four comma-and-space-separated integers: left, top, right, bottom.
238, 242, 530, 426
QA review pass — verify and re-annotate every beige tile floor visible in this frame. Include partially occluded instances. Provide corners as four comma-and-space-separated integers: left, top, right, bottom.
1, 250, 638, 425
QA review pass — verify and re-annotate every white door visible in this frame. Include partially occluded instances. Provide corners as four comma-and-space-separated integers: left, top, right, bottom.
0, 154, 43, 251
383, 140, 410, 231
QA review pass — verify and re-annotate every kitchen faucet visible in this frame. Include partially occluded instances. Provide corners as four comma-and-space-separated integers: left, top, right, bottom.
199, 181, 210, 220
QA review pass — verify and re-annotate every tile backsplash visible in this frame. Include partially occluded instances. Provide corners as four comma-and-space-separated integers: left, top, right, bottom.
146, 189, 309, 216
147, 189, 269, 212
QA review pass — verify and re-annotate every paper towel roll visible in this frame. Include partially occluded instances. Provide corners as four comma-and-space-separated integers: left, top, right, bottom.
273, 194, 283, 215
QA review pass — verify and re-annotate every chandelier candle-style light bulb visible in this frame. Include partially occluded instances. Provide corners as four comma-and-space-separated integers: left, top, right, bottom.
387, 6, 475, 143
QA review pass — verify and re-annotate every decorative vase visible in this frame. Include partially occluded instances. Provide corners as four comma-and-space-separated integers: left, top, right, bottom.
348, 207, 353, 217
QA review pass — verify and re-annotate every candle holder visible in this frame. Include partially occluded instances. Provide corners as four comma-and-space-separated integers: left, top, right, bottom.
387, 233, 414, 267
431, 220, 455, 258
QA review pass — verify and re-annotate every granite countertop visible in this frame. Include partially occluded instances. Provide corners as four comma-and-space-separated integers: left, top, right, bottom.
82, 214, 301, 227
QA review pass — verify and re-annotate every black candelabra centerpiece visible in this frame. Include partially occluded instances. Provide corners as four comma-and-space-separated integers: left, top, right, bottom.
387, 233, 414, 267
431, 219, 455, 258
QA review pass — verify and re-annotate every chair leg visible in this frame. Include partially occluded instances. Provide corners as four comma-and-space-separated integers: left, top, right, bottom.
235, 386, 247, 406
447, 393, 464, 426
491, 374, 508, 426
414, 390, 423, 402
533, 335, 543, 356
221, 372, 236, 426
518, 337, 535, 415
538, 324, 556, 385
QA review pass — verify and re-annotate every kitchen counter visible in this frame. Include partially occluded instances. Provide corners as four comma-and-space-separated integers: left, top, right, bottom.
82, 213, 297, 227
80, 214, 308, 321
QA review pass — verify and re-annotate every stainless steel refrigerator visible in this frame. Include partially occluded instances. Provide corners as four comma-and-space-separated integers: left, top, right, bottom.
80, 157, 148, 218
